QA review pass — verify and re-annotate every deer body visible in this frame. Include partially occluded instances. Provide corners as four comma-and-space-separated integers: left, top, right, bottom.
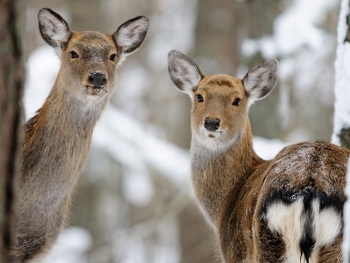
168, 50, 349, 263
12, 8, 149, 262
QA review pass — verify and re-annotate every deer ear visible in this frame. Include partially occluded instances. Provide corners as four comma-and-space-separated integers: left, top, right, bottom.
113, 16, 149, 57
243, 59, 278, 103
167, 50, 204, 97
38, 8, 71, 57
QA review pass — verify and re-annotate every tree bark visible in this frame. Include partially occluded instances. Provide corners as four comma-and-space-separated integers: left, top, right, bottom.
0, 0, 24, 261
194, 0, 240, 75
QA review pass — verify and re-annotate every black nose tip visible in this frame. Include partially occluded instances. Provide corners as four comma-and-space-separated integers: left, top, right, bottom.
204, 117, 220, 132
89, 72, 106, 87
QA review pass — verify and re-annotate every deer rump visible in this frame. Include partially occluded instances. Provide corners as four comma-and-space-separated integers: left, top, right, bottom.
221, 141, 347, 263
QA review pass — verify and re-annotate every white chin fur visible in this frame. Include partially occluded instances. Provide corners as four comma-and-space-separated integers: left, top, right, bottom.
194, 129, 238, 151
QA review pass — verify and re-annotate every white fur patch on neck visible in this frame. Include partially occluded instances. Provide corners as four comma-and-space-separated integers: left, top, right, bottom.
193, 130, 240, 152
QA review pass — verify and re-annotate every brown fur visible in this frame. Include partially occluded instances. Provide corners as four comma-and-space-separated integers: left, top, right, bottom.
11, 8, 149, 262
168, 50, 350, 263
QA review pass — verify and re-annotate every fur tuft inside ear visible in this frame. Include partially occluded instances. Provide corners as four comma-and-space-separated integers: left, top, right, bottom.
113, 16, 149, 57
167, 50, 204, 97
38, 8, 71, 57
243, 59, 278, 104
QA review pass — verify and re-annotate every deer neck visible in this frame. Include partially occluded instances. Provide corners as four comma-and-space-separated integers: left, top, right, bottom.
190, 121, 263, 227
22, 82, 110, 195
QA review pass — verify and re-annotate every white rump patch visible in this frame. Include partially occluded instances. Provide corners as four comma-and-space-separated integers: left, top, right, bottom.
313, 204, 342, 247
266, 198, 341, 263
266, 199, 305, 263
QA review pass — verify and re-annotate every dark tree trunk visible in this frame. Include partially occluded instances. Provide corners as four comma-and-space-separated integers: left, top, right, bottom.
0, 0, 24, 261
194, 0, 240, 75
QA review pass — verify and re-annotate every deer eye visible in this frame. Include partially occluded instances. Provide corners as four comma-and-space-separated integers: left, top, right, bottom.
196, 94, 204, 102
232, 98, 241, 106
109, 53, 117, 61
69, 51, 79, 59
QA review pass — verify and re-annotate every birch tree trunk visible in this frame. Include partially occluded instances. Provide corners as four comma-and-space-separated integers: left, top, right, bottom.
332, 0, 350, 149
0, 0, 24, 261
332, 1, 350, 263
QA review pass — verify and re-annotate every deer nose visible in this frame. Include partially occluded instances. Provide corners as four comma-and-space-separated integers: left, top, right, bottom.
89, 72, 106, 87
204, 117, 220, 132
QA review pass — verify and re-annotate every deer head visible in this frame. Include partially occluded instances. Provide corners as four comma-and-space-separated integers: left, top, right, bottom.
168, 50, 278, 151
38, 8, 149, 97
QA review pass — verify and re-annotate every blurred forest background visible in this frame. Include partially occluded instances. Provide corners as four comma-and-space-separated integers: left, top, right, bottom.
21, 0, 340, 262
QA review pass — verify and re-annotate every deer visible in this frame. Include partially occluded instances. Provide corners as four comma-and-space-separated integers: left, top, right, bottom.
11, 8, 149, 262
167, 50, 350, 263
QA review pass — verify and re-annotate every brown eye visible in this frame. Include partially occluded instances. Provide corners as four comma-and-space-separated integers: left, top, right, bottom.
109, 53, 117, 61
69, 51, 79, 59
196, 94, 204, 102
232, 98, 241, 106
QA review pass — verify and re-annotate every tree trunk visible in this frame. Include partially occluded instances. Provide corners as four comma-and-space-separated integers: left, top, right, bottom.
0, 0, 24, 261
332, 0, 350, 149
332, 1, 350, 263
194, 0, 240, 75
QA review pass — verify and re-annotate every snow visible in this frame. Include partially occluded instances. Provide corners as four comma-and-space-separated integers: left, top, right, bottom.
241, 0, 340, 142
242, 0, 339, 58
122, 170, 155, 206
24, 46, 60, 119
93, 106, 191, 185
43, 227, 92, 263
253, 137, 288, 160
146, 0, 197, 71
114, 65, 150, 119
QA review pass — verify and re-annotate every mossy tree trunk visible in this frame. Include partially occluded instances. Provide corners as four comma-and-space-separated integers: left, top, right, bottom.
0, 0, 24, 261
